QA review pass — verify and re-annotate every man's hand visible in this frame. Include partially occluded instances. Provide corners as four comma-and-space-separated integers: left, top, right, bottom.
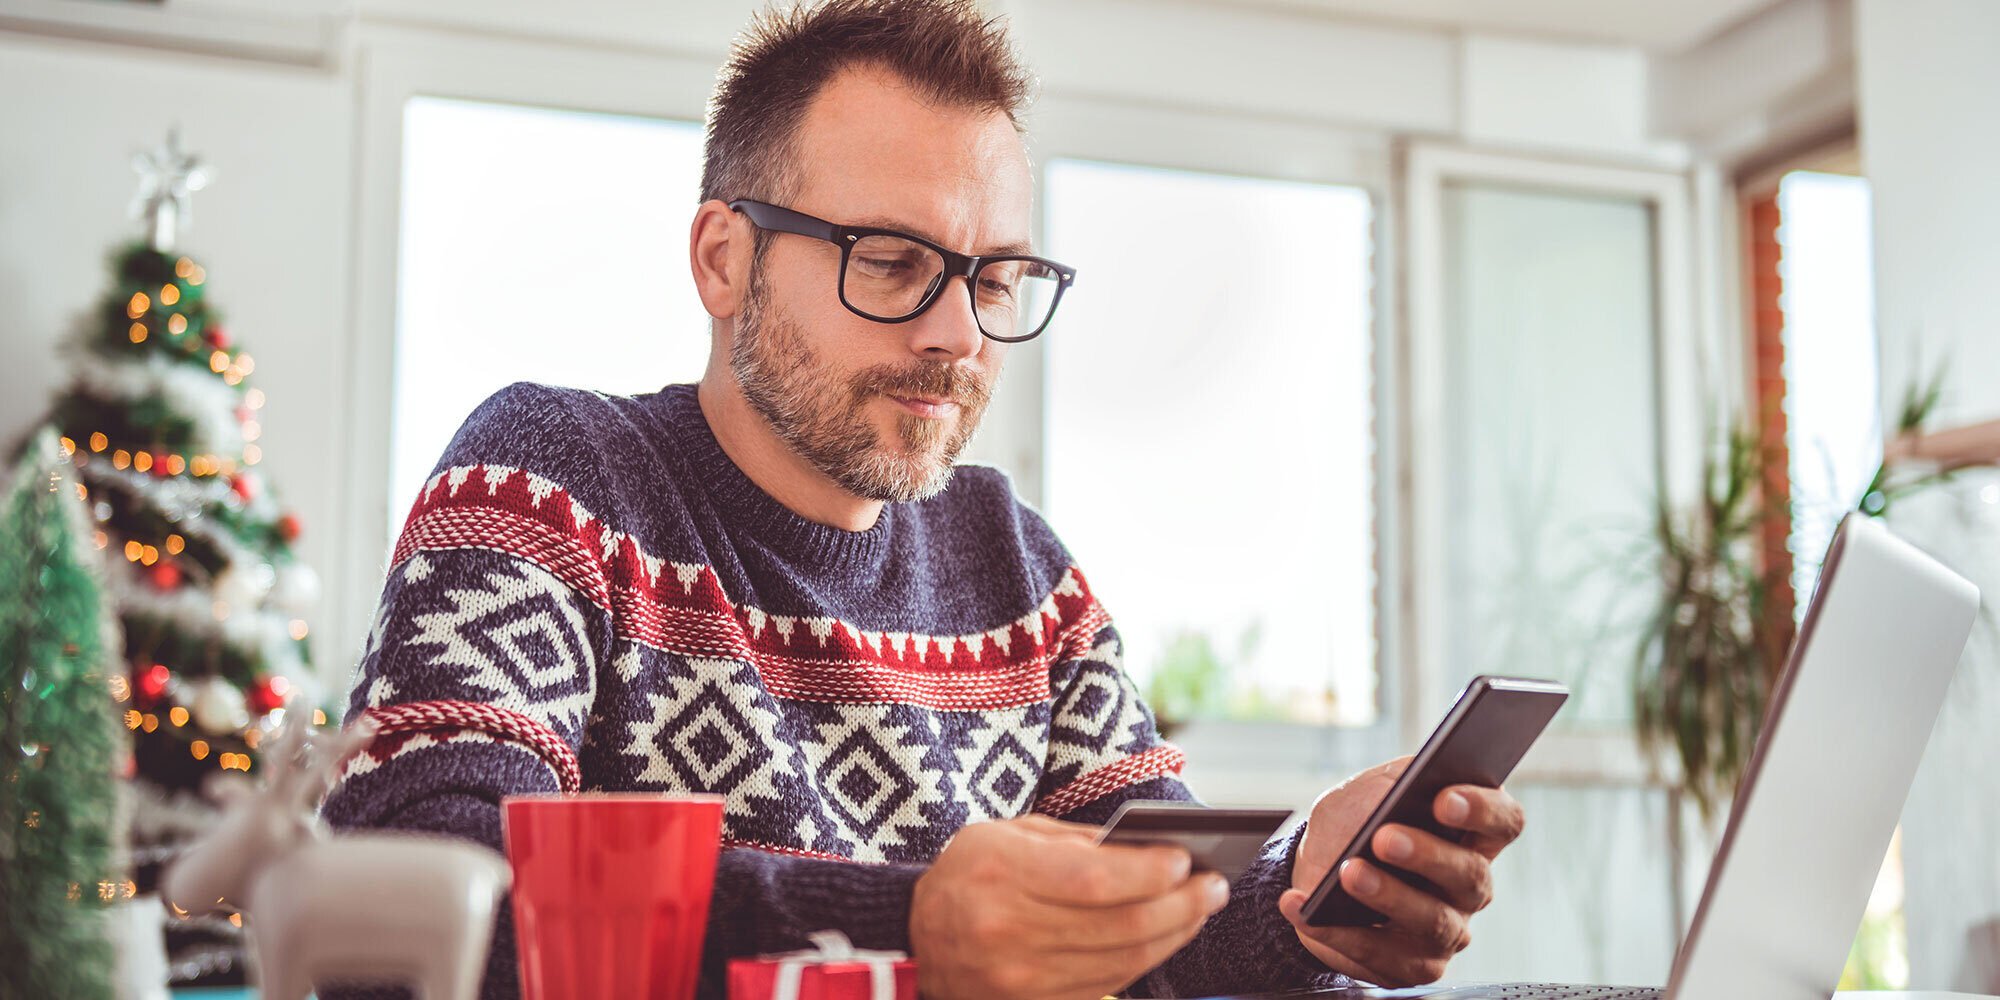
1275, 757, 1526, 988
910, 813, 1232, 999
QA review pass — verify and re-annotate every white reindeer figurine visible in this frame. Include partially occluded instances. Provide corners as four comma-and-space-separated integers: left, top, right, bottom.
162, 706, 513, 1000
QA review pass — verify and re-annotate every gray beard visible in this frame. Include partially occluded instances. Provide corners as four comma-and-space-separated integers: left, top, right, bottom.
728, 270, 991, 504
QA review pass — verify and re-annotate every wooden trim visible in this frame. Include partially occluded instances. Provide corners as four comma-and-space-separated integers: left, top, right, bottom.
1744, 190, 1797, 669
1735, 128, 1861, 202
1885, 419, 2000, 468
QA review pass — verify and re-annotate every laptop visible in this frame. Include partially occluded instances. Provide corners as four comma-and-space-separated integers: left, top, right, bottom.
1209, 512, 1982, 1000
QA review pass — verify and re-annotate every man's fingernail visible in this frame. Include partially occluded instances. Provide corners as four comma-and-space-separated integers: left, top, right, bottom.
1346, 860, 1381, 896
1379, 829, 1413, 862
1205, 873, 1230, 910
1442, 791, 1471, 824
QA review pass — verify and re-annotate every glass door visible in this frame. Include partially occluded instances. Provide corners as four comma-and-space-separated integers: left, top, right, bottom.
1403, 145, 1703, 984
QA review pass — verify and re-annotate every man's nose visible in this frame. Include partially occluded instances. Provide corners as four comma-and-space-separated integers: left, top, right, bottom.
905, 274, 985, 361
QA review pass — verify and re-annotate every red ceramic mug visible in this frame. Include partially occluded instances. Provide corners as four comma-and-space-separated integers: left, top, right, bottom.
501, 794, 725, 1000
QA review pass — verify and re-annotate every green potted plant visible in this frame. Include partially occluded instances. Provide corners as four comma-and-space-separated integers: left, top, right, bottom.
1631, 424, 1790, 822
1632, 371, 1960, 823
1143, 623, 1265, 738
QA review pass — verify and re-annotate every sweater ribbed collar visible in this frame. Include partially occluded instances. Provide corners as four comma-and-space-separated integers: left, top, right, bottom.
657, 383, 895, 571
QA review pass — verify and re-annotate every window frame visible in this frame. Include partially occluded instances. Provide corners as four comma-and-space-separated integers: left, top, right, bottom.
1403, 143, 1718, 938
1403, 143, 1709, 788
337, 24, 720, 667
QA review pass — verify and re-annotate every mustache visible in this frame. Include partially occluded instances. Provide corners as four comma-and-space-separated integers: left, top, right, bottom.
851, 363, 992, 407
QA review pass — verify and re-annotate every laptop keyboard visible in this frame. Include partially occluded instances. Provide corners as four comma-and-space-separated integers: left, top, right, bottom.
1422, 986, 1662, 1000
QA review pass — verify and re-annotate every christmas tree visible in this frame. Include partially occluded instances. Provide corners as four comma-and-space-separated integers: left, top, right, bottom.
45, 128, 323, 985
0, 430, 124, 1000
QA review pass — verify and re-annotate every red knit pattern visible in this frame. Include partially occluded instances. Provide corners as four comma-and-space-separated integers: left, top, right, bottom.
393, 464, 1113, 710
362, 699, 582, 793
394, 505, 610, 607
1034, 744, 1188, 818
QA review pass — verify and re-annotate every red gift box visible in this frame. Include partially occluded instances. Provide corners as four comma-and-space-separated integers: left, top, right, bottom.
728, 931, 917, 1000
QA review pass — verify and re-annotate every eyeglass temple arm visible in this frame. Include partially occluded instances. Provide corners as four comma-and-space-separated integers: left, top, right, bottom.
727, 199, 839, 242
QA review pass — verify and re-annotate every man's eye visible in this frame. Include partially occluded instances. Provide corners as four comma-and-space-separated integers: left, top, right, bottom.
853, 255, 916, 278
978, 276, 1016, 300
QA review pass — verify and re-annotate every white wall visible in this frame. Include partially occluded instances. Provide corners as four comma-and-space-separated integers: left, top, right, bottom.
1461, 34, 1662, 159
1855, 0, 2000, 989
1652, 0, 1855, 164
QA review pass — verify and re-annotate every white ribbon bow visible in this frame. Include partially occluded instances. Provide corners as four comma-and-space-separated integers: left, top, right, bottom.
765, 929, 907, 1000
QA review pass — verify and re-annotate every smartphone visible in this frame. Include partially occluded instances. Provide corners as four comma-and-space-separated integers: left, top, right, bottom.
1095, 802, 1295, 882
1302, 675, 1568, 927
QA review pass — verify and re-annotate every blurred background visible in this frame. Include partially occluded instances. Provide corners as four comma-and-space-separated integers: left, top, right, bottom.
2, 0, 1997, 993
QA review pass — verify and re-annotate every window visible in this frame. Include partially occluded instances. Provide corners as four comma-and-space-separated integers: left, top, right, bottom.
1776, 170, 1879, 602
1438, 182, 1662, 730
1040, 159, 1377, 727
390, 97, 710, 531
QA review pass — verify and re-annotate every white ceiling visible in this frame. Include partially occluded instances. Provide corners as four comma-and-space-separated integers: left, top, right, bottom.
1205, 0, 1790, 52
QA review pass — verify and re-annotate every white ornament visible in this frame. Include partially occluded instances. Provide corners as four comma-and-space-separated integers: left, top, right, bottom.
188, 677, 251, 735
270, 563, 321, 615
212, 562, 275, 610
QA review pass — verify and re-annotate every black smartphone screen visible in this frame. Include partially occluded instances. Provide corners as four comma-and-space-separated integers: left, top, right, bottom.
1302, 675, 1568, 926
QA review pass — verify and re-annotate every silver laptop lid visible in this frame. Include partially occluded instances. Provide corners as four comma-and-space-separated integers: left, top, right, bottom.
1668, 513, 1980, 999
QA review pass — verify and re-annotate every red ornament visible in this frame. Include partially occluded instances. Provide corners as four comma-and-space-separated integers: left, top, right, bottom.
135, 663, 171, 706
149, 561, 183, 590
206, 325, 231, 350
248, 675, 290, 715
151, 452, 172, 478
231, 473, 256, 503
277, 512, 302, 542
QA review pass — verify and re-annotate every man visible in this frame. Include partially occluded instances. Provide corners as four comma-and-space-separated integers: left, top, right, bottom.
323, 1, 1525, 997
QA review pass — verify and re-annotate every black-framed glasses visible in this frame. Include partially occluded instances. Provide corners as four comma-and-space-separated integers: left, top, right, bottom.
729, 198, 1076, 343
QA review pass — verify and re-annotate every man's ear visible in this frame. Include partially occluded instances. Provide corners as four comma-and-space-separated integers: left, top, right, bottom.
690, 199, 746, 322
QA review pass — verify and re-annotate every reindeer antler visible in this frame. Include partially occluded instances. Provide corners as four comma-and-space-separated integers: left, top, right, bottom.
261, 698, 378, 812
301, 714, 380, 804
263, 701, 316, 799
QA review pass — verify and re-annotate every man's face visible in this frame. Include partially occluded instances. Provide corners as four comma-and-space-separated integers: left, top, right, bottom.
730, 63, 1033, 503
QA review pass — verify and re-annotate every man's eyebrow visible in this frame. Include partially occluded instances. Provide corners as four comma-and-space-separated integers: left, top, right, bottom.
848, 216, 1035, 257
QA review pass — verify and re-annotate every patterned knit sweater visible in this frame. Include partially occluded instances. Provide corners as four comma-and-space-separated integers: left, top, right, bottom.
319, 382, 1352, 999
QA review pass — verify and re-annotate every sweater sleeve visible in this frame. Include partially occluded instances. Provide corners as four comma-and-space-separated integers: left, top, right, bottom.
316, 384, 614, 999
1033, 621, 1354, 999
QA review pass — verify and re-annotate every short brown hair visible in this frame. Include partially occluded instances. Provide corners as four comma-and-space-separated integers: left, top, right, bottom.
700, 0, 1035, 205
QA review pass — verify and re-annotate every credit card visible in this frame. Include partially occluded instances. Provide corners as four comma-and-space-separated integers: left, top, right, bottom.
1094, 801, 1295, 882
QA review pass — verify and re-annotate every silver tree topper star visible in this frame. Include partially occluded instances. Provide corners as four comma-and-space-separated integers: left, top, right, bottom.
131, 127, 213, 253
